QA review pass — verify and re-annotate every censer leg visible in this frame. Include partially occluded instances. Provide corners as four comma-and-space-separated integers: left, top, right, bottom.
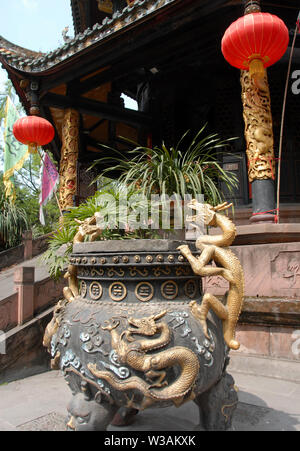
193, 373, 238, 431
66, 391, 119, 431
111, 407, 139, 427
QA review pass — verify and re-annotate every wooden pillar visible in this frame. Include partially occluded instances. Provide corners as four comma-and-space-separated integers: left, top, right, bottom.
241, 0, 276, 223
59, 108, 80, 212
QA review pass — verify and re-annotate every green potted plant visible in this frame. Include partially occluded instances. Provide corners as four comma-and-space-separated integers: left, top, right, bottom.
43, 126, 238, 276
91, 125, 238, 238
92, 125, 238, 204
42, 184, 159, 279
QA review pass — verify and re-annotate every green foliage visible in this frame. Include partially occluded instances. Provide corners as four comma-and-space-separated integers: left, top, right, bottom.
42, 185, 160, 279
41, 227, 74, 280
0, 79, 60, 245
91, 126, 238, 206
0, 190, 29, 250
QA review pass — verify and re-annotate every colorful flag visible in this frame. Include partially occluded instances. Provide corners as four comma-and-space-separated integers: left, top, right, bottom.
39, 151, 59, 225
3, 96, 29, 202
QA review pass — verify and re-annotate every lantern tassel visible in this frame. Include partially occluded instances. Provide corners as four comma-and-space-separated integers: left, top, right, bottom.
28, 142, 38, 154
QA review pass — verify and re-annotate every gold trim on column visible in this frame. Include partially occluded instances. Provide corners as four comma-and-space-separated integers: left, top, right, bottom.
59, 108, 80, 211
240, 69, 275, 182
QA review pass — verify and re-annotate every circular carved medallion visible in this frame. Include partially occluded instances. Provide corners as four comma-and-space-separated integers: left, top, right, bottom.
109, 282, 127, 302
184, 279, 197, 299
80, 280, 87, 298
135, 282, 154, 302
161, 280, 178, 300
89, 282, 103, 300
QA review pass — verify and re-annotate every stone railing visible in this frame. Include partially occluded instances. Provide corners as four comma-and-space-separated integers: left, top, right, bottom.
0, 245, 24, 271
0, 267, 64, 333
203, 241, 300, 363
0, 231, 52, 271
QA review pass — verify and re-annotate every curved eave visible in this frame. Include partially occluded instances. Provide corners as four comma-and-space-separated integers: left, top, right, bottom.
0, 35, 44, 59
0, 0, 182, 77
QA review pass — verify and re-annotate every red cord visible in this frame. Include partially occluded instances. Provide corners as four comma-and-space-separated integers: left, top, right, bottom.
252, 208, 279, 223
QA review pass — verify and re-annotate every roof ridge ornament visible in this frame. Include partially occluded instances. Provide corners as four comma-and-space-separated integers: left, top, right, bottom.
62, 26, 72, 43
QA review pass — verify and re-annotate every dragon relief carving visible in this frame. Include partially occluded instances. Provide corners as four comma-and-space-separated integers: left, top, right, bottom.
178, 200, 244, 350
88, 311, 199, 409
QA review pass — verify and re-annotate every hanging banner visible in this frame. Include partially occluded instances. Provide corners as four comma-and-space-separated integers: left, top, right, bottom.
3, 96, 29, 202
39, 151, 59, 225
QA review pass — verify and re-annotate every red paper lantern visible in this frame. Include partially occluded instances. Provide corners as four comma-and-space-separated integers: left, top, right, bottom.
13, 116, 55, 153
221, 12, 289, 77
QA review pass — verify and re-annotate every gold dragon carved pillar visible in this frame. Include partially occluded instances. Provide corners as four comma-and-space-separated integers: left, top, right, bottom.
59, 108, 80, 212
241, 70, 275, 183
240, 0, 277, 223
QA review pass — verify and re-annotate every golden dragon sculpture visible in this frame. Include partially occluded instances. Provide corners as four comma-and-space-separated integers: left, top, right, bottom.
63, 214, 103, 302
178, 200, 244, 350
88, 311, 199, 409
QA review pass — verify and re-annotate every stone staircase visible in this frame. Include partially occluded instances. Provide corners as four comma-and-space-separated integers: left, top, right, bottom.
0, 236, 64, 384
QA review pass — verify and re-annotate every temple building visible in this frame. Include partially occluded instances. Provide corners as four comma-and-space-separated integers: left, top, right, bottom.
0, 1, 299, 378
0, 0, 299, 221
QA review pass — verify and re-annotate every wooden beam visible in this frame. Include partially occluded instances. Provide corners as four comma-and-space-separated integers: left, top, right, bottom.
71, 64, 135, 96
39, 104, 61, 162
40, 92, 151, 128
85, 118, 107, 133
86, 136, 106, 150
40, 0, 229, 94
67, 6, 231, 97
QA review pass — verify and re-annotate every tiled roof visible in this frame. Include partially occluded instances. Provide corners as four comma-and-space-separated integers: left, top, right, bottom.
0, 0, 177, 74
0, 36, 43, 59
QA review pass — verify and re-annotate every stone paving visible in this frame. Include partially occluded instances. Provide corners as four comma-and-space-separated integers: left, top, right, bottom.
0, 368, 299, 431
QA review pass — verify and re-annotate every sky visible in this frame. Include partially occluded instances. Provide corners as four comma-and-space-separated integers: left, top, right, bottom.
0, 0, 74, 88
0, 0, 137, 105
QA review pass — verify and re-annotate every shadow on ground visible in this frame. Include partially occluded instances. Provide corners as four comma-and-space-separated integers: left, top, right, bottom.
233, 391, 299, 431
15, 392, 300, 431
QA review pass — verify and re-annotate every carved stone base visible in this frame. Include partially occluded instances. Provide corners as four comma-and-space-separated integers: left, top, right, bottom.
250, 179, 276, 224
250, 213, 276, 224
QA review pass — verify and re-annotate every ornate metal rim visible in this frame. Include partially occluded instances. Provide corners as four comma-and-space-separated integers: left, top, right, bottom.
70, 251, 201, 267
